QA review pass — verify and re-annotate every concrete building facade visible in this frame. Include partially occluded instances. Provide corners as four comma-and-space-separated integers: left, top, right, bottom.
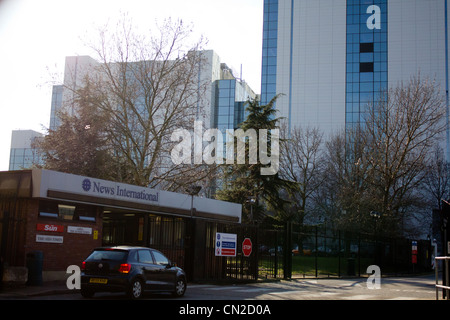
262, 0, 450, 151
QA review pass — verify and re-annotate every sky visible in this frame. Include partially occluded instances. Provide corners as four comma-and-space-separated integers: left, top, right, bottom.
0, 0, 264, 171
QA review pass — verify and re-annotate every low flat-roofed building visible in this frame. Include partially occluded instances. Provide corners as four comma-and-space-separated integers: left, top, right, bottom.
0, 169, 242, 282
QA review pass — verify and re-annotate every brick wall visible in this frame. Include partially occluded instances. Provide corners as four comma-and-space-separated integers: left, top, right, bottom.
24, 201, 102, 271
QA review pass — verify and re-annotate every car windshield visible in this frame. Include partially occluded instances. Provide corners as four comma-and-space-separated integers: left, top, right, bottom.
86, 249, 127, 262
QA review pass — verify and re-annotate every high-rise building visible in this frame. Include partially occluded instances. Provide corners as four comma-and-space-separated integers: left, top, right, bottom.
9, 50, 255, 174
51, 50, 255, 132
8, 130, 43, 170
214, 63, 256, 134
261, 0, 449, 149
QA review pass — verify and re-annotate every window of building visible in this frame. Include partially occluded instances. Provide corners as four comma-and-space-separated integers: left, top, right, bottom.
75, 204, 97, 222
58, 204, 75, 220
360, 62, 374, 73
38, 200, 96, 222
360, 42, 374, 53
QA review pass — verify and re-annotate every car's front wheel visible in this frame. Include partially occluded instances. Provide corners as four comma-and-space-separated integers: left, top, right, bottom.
128, 278, 143, 299
173, 277, 186, 297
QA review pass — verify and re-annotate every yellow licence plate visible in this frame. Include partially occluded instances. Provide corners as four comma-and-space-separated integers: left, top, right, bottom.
89, 278, 108, 284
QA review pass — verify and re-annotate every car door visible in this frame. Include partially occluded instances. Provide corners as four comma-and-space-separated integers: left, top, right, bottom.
150, 250, 177, 290
137, 249, 162, 290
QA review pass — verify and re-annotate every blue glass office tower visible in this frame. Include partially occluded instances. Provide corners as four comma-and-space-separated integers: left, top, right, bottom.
261, 0, 449, 158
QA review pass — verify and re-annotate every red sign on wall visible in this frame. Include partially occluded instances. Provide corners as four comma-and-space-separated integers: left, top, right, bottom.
411, 240, 418, 255
411, 240, 418, 264
36, 223, 64, 233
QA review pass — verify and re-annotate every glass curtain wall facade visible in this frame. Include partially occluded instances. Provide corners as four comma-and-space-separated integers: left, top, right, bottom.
346, 0, 388, 129
261, 0, 449, 161
49, 85, 63, 131
214, 79, 254, 132
215, 80, 237, 133
9, 130, 43, 170
9, 148, 37, 171
261, 0, 278, 106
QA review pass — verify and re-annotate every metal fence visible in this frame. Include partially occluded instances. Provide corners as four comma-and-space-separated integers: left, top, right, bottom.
435, 257, 450, 300
198, 221, 433, 282
0, 196, 29, 268
288, 223, 432, 278
102, 215, 434, 282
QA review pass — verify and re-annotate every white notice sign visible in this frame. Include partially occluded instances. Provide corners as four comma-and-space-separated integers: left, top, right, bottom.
36, 234, 63, 243
215, 232, 237, 257
67, 226, 92, 235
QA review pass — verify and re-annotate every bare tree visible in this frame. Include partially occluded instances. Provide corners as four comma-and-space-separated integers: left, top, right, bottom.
422, 144, 450, 210
43, 16, 219, 191
317, 128, 376, 232
362, 76, 446, 235
89, 18, 208, 187
279, 125, 324, 224
315, 76, 446, 237
314, 131, 347, 227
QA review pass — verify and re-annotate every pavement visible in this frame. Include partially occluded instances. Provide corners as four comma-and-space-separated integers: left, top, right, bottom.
0, 281, 72, 299
0, 273, 442, 300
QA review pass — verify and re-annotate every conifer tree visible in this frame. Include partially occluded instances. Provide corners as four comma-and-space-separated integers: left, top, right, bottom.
217, 95, 297, 223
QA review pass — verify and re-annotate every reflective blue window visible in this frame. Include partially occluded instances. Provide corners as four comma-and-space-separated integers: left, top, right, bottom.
360, 92, 374, 103
360, 52, 374, 62
360, 72, 374, 82
346, 0, 388, 128
267, 65, 277, 74
346, 113, 353, 123
347, 24, 359, 33
360, 82, 373, 92
261, 0, 279, 106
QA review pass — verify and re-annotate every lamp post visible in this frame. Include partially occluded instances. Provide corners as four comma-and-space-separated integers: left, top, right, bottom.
246, 196, 256, 224
370, 211, 382, 266
370, 210, 381, 236
185, 185, 202, 218
370, 210, 381, 218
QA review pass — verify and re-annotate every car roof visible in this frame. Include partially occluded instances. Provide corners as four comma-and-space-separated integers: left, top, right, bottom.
93, 246, 154, 251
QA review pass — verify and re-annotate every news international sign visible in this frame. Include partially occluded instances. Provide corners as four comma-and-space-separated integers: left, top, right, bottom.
81, 178, 159, 203
32, 169, 242, 222
34, 170, 159, 206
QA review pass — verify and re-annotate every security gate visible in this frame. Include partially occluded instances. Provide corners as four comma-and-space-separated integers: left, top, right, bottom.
102, 214, 282, 282
202, 221, 259, 281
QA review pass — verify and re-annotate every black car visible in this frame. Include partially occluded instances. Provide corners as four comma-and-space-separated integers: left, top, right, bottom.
80, 246, 186, 299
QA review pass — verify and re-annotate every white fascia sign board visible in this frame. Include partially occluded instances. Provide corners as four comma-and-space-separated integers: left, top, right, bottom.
32, 169, 241, 222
